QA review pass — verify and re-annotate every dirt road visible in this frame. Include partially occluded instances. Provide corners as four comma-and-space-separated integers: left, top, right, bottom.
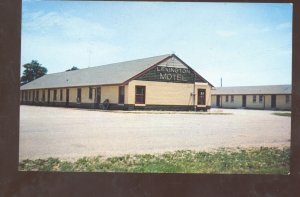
19, 106, 290, 161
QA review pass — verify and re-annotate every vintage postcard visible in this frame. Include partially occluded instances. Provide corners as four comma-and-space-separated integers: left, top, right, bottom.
19, 1, 292, 174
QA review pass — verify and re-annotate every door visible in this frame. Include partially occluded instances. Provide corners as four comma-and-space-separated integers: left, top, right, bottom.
242, 95, 246, 107
216, 95, 220, 107
118, 86, 125, 104
197, 89, 206, 105
21, 91, 24, 102
66, 89, 69, 106
47, 89, 50, 104
96, 87, 101, 107
271, 95, 276, 108
32, 90, 35, 103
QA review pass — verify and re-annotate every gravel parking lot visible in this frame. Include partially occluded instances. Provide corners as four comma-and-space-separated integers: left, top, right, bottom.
19, 105, 291, 161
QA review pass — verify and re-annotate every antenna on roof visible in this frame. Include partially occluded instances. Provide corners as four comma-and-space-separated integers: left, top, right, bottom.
221, 77, 223, 87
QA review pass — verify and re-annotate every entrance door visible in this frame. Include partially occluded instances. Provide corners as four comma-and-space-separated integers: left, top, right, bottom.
47, 89, 50, 104
66, 89, 69, 106
197, 89, 206, 105
118, 86, 125, 104
242, 95, 246, 107
271, 95, 276, 108
96, 87, 101, 107
216, 95, 220, 107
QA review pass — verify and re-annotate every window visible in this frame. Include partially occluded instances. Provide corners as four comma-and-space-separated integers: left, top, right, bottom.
231, 95, 234, 103
29, 90, 31, 100
36, 90, 39, 101
225, 95, 229, 102
33, 90, 35, 102
60, 89, 63, 101
119, 86, 125, 104
253, 95, 256, 103
77, 88, 82, 103
42, 90, 45, 102
89, 87, 93, 99
47, 89, 50, 103
21, 91, 24, 101
259, 95, 263, 103
135, 86, 145, 104
53, 89, 57, 100
25, 91, 28, 100
286, 95, 290, 103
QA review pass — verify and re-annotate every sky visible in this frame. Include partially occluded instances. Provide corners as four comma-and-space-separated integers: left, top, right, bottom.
21, 1, 293, 87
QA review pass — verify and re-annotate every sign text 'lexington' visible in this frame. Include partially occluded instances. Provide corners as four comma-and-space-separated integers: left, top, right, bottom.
156, 66, 191, 82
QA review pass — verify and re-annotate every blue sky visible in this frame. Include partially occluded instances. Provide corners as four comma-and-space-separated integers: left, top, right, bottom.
21, 1, 293, 86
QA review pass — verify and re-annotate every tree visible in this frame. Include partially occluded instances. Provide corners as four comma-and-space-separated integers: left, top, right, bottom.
21, 60, 47, 85
66, 66, 79, 71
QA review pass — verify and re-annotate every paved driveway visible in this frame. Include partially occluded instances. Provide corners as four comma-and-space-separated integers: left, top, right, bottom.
19, 106, 291, 160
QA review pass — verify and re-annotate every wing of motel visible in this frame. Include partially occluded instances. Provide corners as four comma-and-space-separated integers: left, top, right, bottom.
211, 85, 292, 110
20, 54, 213, 111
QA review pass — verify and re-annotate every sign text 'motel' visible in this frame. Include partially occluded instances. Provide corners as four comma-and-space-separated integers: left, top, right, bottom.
156, 66, 191, 82
137, 65, 200, 83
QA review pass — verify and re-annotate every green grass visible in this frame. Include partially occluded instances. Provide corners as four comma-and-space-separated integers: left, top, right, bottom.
114, 111, 233, 115
19, 147, 290, 174
273, 112, 291, 117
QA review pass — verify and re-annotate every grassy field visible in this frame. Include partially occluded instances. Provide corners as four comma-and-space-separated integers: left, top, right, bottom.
272, 112, 291, 117
19, 147, 290, 174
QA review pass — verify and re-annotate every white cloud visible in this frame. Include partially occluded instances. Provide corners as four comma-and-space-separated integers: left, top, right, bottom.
23, 11, 115, 41
21, 9, 122, 73
261, 26, 270, 32
21, 11, 121, 73
21, 36, 123, 73
243, 24, 271, 34
276, 22, 292, 30
23, 0, 42, 2
216, 30, 237, 37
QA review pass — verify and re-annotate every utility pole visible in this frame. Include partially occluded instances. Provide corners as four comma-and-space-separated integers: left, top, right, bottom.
221, 77, 222, 87
194, 71, 196, 112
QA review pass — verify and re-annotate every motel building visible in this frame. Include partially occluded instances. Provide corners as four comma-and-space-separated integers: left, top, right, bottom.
20, 54, 213, 111
211, 85, 292, 110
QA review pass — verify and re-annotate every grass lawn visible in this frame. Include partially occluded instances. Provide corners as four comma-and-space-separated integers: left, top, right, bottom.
109, 111, 233, 115
272, 112, 291, 117
19, 147, 290, 174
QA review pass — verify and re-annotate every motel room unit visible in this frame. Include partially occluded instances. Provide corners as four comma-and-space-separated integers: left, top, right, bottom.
20, 54, 213, 111
211, 85, 291, 110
